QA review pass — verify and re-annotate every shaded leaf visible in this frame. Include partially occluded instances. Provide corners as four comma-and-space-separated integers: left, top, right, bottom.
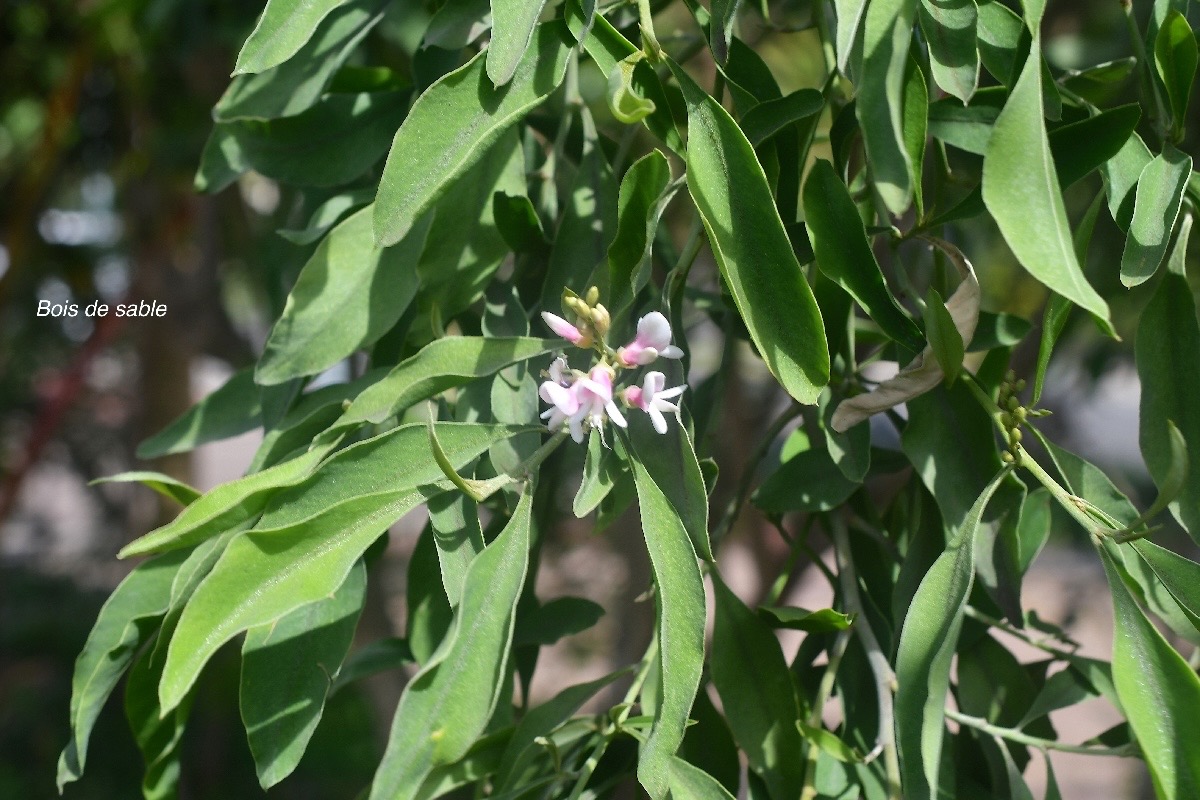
137, 367, 260, 459
758, 606, 855, 632
1120, 145, 1192, 286
1155, 10, 1198, 138
919, 0, 980, 102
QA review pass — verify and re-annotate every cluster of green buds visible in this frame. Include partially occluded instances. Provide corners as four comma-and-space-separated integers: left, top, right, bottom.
998, 370, 1029, 464
552, 287, 610, 350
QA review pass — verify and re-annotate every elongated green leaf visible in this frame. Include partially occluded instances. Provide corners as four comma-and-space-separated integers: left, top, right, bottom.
923, 286, 965, 385
93, 471, 200, 507
157, 425, 529, 710
1051, 104, 1142, 188
903, 54, 929, 215
258, 206, 430, 384
710, 575, 804, 798
488, 0, 551, 86
607, 150, 673, 315
1156, 10, 1198, 139
336, 337, 558, 429
119, 443, 334, 558
983, 40, 1110, 324
919, 0, 980, 103
1102, 131, 1154, 230
331, 637, 413, 694
513, 596, 605, 646
630, 448, 707, 799
1131, 541, 1200, 633
234, 0, 350, 75
241, 560, 366, 787
671, 61, 829, 404
198, 90, 409, 193
1136, 272, 1200, 540
57, 548, 191, 791
1032, 293, 1070, 405
428, 492, 484, 608
857, 0, 920, 213
976, 0, 1023, 87
1121, 145, 1192, 286
374, 23, 570, 246
215, 1, 386, 121
624, 411, 712, 562
574, 428, 622, 517
495, 669, 629, 789
895, 467, 1010, 800
803, 159, 924, 351
277, 188, 374, 245
740, 89, 825, 146
668, 756, 738, 800
754, 446, 859, 513
1100, 547, 1200, 800
137, 367, 260, 459
758, 606, 855, 632
368, 491, 533, 800
425, 0, 490, 49
834, 0, 870, 72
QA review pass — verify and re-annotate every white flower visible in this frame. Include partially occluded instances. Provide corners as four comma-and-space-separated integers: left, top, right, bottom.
617, 311, 683, 366
622, 371, 685, 434
539, 364, 627, 443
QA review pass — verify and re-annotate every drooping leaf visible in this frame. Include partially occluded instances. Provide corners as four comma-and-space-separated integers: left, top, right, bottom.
803, 159, 924, 352
758, 606, 855, 632
373, 22, 571, 246
671, 61, 830, 404
368, 491, 534, 800
857, 0, 921, 213
1100, 547, 1200, 800
241, 560, 366, 787
894, 467, 1010, 800
197, 91, 410, 193
922, 286, 965, 386
1120, 145, 1192, 286
257, 206, 430, 384
629, 447, 707, 799
57, 548, 192, 791
487, 0, 551, 86
1155, 10, 1199, 139
334, 337, 558, 430
1136, 272, 1200, 540
710, 575, 804, 797
982, 39, 1111, 324
137, 367, 260, 459
919, 0, 980, 102
740, 89, 825, 146
214, 1, 387, 121
234, 0, 352, 75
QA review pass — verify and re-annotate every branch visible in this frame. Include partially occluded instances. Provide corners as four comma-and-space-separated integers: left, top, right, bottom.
946, 709, 1139, 758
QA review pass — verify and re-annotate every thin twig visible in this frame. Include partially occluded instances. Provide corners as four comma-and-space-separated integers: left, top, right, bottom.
799, 626, 852, 800
946, 708, 1139, 757
712, 403, 804, 547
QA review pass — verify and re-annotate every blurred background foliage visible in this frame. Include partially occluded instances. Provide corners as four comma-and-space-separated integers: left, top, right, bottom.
0, 0, 1193, 797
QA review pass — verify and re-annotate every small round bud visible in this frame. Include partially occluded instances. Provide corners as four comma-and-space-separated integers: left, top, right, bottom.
1006, 396, 1020, 412
1014, 378, 1026, 392
566, 296, 590, 318
1001, 451, 1015, 463
591, 303, 611, 336
1009, 428, 1023, 445
1013, 407, 1027, 423
1000, 412, 1013, 429
585, 286, 600, 307
1005, 369, 1017, 383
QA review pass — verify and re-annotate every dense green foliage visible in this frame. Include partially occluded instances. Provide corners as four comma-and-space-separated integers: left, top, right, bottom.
59, 0, 1200, 798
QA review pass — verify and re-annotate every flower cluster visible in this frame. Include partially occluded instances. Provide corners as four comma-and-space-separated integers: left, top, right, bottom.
538, 288, 686, 443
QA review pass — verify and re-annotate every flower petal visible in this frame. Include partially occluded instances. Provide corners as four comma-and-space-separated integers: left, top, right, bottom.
636, 311, 673, 351
541, 312, 584, 344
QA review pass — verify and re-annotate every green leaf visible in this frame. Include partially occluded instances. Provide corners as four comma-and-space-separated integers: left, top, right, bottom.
922, 286, 965, 385
1130, 540, 1200, 633
803, 159, 924, 352
857, 0, 920, 213
624, 410, 712, 562
894, 467, 1010, 800
609, 52, 659, 123
606, 150, 674, 315
513, 596, 605, 646
214, 1, 386, 121
710, 575, 804, 797
331, 637, 414, 693
118, 442, 334, 558
493, 192, 548, 254
197, 91, 410, 193
758, 606, 855, 632
487, 0, 551, 86
967, 311, 1032, 352
903, 55, 929, 216
57, 548, 191, 791
834, 0, 870, 73
234, 0, 350, 75
428, 492, 484, 609
754, 446, 860, 513
373, 22, 571, 246
1155, 10, 1198, 139
574, 428, 622, 517
1100, 547, 1200, 800
335, 337, 559, 430
670, 61, 830, 404
630, 447, 707, 799
918, 0, 980, 103
92, 471, 200, 507
1101, 131, 1153, 230
1032, 293, 1071, 406
1136, 272, 1200, 540
276, 187, 374, 245
1120, 145, 1192, 286
241, 560, 366, 787
740, 89, 825, 146
668, 756, 738, 800
137, 367, 260, 459
494, 670, 630, 789
797, 722, 863, 764
976, 0, 1024, 88
258, 206, 430, 384
425, 0, 491, 50
156, 424, 530, 710
1050, 104, 1142, 189
982, 40, 1110, 325
368, 491, 534, 800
